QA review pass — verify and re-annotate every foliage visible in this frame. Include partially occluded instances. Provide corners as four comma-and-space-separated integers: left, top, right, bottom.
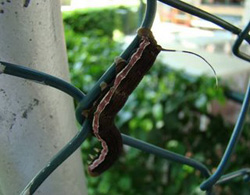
63, 6, 138, 38
65, 26, 122, 93
63, 7, 250, 195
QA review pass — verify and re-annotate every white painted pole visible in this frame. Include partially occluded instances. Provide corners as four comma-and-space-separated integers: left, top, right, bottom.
0, 0, 87, 194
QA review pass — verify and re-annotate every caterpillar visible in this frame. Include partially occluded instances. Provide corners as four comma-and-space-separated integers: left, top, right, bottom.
83, 28, 217, 176
83, 28, 162, 176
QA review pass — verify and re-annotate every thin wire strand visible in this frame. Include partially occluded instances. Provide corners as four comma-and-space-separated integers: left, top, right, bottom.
161, 49, 218, 86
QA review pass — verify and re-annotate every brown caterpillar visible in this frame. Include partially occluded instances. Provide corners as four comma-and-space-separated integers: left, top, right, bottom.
83, 28, 161, 176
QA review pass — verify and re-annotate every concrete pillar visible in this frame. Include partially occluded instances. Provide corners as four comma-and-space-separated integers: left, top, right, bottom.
0, 0, 87, 194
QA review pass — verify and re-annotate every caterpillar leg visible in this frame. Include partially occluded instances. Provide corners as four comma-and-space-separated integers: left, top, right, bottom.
82, 109, 90, 118
100, 82, 108, 91
114, 57, 127, 74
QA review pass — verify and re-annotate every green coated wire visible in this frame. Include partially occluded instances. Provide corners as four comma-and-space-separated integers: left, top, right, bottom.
215, 168, 250, 185
232, 22, 250, 62
122, 134, 211, 178
0, 61, 85, 102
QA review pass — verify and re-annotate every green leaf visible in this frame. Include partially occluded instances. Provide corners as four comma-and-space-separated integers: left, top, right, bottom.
118, 176, 132, 190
